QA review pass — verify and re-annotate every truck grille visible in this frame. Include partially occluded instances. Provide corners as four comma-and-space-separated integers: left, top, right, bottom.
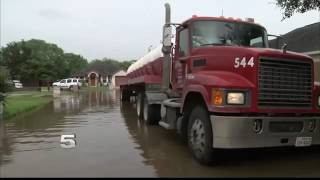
258, 57, 312, 108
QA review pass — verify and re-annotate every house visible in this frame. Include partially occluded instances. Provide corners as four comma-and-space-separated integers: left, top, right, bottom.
269, 22, 320, 81
72, 61, 121, 87
110, 70, 127, 89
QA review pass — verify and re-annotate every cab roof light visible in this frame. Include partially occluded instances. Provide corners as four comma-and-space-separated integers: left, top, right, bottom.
245, 17, 255, 23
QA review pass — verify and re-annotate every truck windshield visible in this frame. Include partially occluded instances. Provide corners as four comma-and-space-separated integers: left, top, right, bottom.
192, 20, 268, 48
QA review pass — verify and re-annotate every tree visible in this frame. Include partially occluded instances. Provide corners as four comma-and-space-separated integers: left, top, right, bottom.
276, 0, 320, 19
87, 58, 135, 73
120, 60, 136, 70
0, 67, 12, 107
63, 53, 88, 77
1, 40, 32, 80
1, 39, 89, 86
26, 39, 65, 82
0, 67, 12, 94
87, 58, 121, 75
1, 39, 63, 83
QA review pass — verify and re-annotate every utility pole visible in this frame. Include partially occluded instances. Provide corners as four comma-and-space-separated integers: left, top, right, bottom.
0, 0, 2, 48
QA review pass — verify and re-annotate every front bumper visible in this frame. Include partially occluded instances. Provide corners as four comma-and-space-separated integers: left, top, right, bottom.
211, 115, 320, 149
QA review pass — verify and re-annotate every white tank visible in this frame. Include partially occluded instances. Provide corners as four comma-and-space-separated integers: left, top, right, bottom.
127, 45, 163, 74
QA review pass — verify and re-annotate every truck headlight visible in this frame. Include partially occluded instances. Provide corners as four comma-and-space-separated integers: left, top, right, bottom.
227, 92, 245, 105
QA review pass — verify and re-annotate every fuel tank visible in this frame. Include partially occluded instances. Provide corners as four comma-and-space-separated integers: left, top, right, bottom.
126, 45, 164, 79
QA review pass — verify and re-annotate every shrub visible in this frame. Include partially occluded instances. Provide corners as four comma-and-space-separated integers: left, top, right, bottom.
0, 68, 12, 104
0, 93, 4, 102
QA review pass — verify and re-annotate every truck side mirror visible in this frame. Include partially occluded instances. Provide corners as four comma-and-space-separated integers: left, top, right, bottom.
268, 34, 288, 53
163, 26, 172, 47
281, 43, 288, 54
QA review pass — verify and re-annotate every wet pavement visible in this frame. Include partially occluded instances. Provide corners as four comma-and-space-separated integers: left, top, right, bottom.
0, 89, 320, 177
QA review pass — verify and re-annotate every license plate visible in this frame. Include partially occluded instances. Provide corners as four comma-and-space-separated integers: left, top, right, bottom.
295, 137, 312, 147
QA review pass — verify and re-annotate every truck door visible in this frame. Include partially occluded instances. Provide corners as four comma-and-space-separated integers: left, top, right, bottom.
173, 27, 190, 90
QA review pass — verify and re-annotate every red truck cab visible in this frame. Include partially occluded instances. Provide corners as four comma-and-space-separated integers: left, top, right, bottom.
121, 4, 320, 166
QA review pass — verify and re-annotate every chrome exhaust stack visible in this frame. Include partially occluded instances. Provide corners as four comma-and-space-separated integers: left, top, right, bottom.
161, 3, 172, 91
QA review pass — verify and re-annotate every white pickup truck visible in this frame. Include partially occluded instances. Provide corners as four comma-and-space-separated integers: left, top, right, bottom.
52, 78, 82, 90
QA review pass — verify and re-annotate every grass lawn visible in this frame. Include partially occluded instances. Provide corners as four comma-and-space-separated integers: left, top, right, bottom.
3, 91, 53, 120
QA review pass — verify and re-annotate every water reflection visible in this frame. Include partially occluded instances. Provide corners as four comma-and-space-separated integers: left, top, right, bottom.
0, 90, 115, 169
1, 89, 320, 177
0, 89, 156, 177
0, 121, 13, 166
119, 102, 200, 177
119, 101, 320, 177
53, 93, 81, 113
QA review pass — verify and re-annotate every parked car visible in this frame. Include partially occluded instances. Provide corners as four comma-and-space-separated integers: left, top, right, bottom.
70, 78, 82, 87
12, 80, 23, 88
52, 78, 81, 90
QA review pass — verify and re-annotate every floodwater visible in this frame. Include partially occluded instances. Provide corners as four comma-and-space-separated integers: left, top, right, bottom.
0, 89, 320, 177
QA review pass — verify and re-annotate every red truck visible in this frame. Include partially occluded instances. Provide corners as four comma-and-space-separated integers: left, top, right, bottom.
120, 3, 320, 165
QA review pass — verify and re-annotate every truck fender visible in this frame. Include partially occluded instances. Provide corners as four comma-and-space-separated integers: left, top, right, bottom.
175, 85, 209, 142
181, 85, 210, 114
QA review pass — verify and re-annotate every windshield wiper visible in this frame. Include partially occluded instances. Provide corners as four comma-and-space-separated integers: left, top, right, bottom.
200, 43, 225, 46
200, 43, 235, 47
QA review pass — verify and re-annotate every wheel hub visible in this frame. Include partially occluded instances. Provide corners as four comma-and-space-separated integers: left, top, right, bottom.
190, 118, 205, 154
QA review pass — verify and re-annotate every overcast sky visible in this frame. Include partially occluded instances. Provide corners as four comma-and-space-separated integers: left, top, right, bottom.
1, 0, 319, 61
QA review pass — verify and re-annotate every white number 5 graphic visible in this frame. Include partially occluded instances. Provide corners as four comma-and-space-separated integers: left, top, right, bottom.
60, 134, 76, 149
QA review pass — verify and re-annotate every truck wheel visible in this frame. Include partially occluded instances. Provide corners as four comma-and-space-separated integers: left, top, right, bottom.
120, 89, 125, 101
143, 97, 160, 125
188, 105, 218, 166
69, 85, 73, 90
121, 89, 130, 102
177, 116, 188, 144
136, 93, 144, 118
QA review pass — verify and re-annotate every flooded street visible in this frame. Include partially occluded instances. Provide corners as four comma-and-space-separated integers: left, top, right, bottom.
1, 89, 320, 177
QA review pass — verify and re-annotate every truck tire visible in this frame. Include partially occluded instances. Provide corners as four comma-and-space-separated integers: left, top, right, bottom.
136, 92, 144, 118
187, 105, 219, 166
177, 116, 188, 144
143, 97, 160, 125
121, 89, 130, 102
